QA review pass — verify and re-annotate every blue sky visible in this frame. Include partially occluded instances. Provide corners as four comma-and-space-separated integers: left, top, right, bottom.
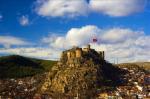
0, 0, 150, 63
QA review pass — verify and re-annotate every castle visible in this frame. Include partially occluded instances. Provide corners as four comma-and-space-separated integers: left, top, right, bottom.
59, 44, 105, 67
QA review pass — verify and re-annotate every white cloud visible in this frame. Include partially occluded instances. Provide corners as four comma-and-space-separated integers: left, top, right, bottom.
0, 26, 149, 63
0, 36, 29, 48
0, 27, 149, 63
19, 15, 29, 26
34, 0, 146, 17
135, 36, 150, 47
35, 0, 89, 18
101, 28, 143, 44
89, 0, 146, 17
42, 25, 101, 49
42, 25, 150, 63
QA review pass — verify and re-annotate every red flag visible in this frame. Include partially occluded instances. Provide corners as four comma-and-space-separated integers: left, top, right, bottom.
93, 38, 97, 42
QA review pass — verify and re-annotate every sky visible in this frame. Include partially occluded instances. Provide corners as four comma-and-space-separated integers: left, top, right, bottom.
0, 0, 150, 63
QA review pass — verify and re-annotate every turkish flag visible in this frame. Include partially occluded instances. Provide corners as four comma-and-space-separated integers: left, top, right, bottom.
93, 38, 97, 42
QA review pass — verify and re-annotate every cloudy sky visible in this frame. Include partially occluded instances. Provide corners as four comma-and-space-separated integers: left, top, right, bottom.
0, 0, 150, 63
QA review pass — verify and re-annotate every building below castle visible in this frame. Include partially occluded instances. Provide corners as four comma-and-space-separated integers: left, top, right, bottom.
59, 44, 104, 67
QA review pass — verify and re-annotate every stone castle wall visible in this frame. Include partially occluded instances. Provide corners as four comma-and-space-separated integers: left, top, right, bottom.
60, 45, 105, 65
75, 48, 82, 58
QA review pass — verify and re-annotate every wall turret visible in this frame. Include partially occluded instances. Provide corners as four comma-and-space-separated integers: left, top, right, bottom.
83, 44, 91, 52
70, 51, 76, 58
98, 51, 105, 60
67, 51, 71, 59
75, 48, 82, 58
87, 44, 90, 50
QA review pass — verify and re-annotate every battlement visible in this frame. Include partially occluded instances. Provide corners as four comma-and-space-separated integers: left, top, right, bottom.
59, 44, 105, 66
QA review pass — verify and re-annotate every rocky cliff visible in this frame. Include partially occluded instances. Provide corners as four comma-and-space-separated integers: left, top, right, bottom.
37, 46, 124, 98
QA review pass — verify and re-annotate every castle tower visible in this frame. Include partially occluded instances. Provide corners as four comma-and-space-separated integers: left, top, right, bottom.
98, 51, 105, 60
102, 51, 105, 60
83, 44, 91, 52
75, 48, 82, 58
67, 51, 71, 60
87, 44, 90, 50
60, 51, 68, 63
70, 51, 76, 58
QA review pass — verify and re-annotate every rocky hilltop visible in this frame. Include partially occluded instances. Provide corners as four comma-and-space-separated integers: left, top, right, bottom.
38, 45, 123, 98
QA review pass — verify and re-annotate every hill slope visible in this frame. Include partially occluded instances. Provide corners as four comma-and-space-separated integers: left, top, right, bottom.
0, 55, 57, 78
38, 47, 124, 98
117, 62, 150, 70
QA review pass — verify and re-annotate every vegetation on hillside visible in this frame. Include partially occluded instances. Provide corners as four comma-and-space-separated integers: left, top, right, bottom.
0, 55, 57, 78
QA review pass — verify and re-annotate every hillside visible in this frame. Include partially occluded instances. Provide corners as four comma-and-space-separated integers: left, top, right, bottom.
135, 62, 150, 70
37, 45, 125, 98
117, 62, 150, 71
0, 55, 57, 78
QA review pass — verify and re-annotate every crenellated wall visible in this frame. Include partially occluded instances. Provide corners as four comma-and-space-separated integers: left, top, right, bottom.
60, 44, 105, 66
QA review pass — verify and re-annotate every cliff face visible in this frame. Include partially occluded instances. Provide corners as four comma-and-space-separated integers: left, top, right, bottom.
38, 45, 123, 98
40, 60, 103, 98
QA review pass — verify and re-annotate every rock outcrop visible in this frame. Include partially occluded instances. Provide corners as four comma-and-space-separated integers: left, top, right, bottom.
38, 45, 123, 98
